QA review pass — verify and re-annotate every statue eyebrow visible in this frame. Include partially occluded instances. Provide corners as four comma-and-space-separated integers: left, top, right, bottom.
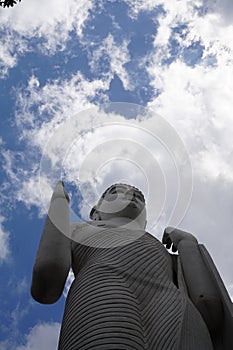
103, 184, 145, 203
134, 191, 145, 201
109, 185, 127, 193
115, 185, 131, 192
108, 186, 117, 193
112, 185, 145, 201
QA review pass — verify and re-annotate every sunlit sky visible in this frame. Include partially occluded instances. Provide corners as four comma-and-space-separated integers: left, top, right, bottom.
0, 1, 233, 348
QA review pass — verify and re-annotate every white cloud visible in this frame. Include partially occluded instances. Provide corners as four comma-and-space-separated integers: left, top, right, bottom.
0, 38, 17, 78
0, 0, 94, 75
148, 61, 233, 181
16, 322, 60, 350
127, 0, 233, 28
0, 147, 49, 215
16, 175, 51, 216
204, 0, 233, 25
63, 270, 75, 298
0, 72, 112, 214
11, 303, 30, 332
126, 0, 164, 17
90, 34, 132, 90
5, 70, 192, 233
137, 0, 233, 70
146, 0, 233, 184
15, 278, 28, 295
144, 1, 233, 297
1, 0, 93, 41
0, 216, 10, 263
1, 149, 16, 182
15, 73, 111, 143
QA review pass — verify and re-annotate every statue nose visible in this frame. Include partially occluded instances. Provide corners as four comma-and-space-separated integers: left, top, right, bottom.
125, 193, 137, 203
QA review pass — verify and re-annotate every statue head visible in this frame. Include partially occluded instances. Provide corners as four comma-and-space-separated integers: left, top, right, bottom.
90, 183, 147, 229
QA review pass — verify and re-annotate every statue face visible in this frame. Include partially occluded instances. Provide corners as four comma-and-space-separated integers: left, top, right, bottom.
104, 184, 144, 205
94, 184, 146, 222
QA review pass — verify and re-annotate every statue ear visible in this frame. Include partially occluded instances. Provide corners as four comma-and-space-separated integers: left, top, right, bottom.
90, 205, 99, 220
90, 206, 96, 219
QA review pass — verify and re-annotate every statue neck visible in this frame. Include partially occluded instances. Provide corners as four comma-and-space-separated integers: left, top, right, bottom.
96, 216, 145, 230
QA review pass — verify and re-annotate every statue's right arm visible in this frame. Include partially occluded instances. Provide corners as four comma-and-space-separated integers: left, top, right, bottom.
31, 181, 71, 304
163, 227, 224, 335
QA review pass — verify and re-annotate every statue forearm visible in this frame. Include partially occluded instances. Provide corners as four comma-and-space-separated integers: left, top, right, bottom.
177, 240, 224, 333
31, 182, 71, 304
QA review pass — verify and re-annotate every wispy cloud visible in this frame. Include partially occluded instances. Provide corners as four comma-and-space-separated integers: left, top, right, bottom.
0, 215, 10, 263
0, 72, 111, 214
0, 0, 94, 76
126, 0, 164, 17
15, 322, 60, 350
63, 270, 75, 298
89, 34, 132, 90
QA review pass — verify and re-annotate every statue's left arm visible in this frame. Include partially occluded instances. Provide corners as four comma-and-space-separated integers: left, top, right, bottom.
31, 181, 71, 304
163, 227, 224, 336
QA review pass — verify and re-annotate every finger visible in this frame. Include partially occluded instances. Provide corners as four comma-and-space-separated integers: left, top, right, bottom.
162, 231, 169, 244
164, 227, 175, 235
164, 236, 172, 249
56, 180, 63, 187
172, 244, 177, 252
63, 188, 70, 202
163, 227, 176, 244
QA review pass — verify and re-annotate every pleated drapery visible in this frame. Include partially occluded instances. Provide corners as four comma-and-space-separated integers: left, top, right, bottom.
58, 225, 213, 350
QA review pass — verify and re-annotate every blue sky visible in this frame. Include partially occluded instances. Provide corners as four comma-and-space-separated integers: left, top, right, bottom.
0, 0, 233, 348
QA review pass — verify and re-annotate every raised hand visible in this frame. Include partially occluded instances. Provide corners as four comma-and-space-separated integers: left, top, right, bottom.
51, 181, 70, 202
162, 227, 198, 252
31, 180, 71, 304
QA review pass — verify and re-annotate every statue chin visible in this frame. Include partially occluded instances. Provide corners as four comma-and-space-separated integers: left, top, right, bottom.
98, 202, 146, 226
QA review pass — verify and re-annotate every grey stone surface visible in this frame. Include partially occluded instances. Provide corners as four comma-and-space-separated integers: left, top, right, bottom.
31, 182, 233, 349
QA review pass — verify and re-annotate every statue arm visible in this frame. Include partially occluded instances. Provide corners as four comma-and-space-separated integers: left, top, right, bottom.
31, 181, 71, 304
177, 239, 224, 332
163, 228, 224, 335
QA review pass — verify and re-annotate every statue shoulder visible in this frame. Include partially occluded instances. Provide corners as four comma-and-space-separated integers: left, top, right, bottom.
70, 222, 89, 231
70, 221, 91, 237
70, 221, 102, 244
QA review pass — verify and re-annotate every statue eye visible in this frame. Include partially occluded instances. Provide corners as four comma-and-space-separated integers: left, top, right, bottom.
108, 187, 117, 194
134, 192, 144, 202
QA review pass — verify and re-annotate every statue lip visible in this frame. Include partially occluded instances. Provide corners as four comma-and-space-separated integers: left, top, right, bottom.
128, 202, 137, 208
